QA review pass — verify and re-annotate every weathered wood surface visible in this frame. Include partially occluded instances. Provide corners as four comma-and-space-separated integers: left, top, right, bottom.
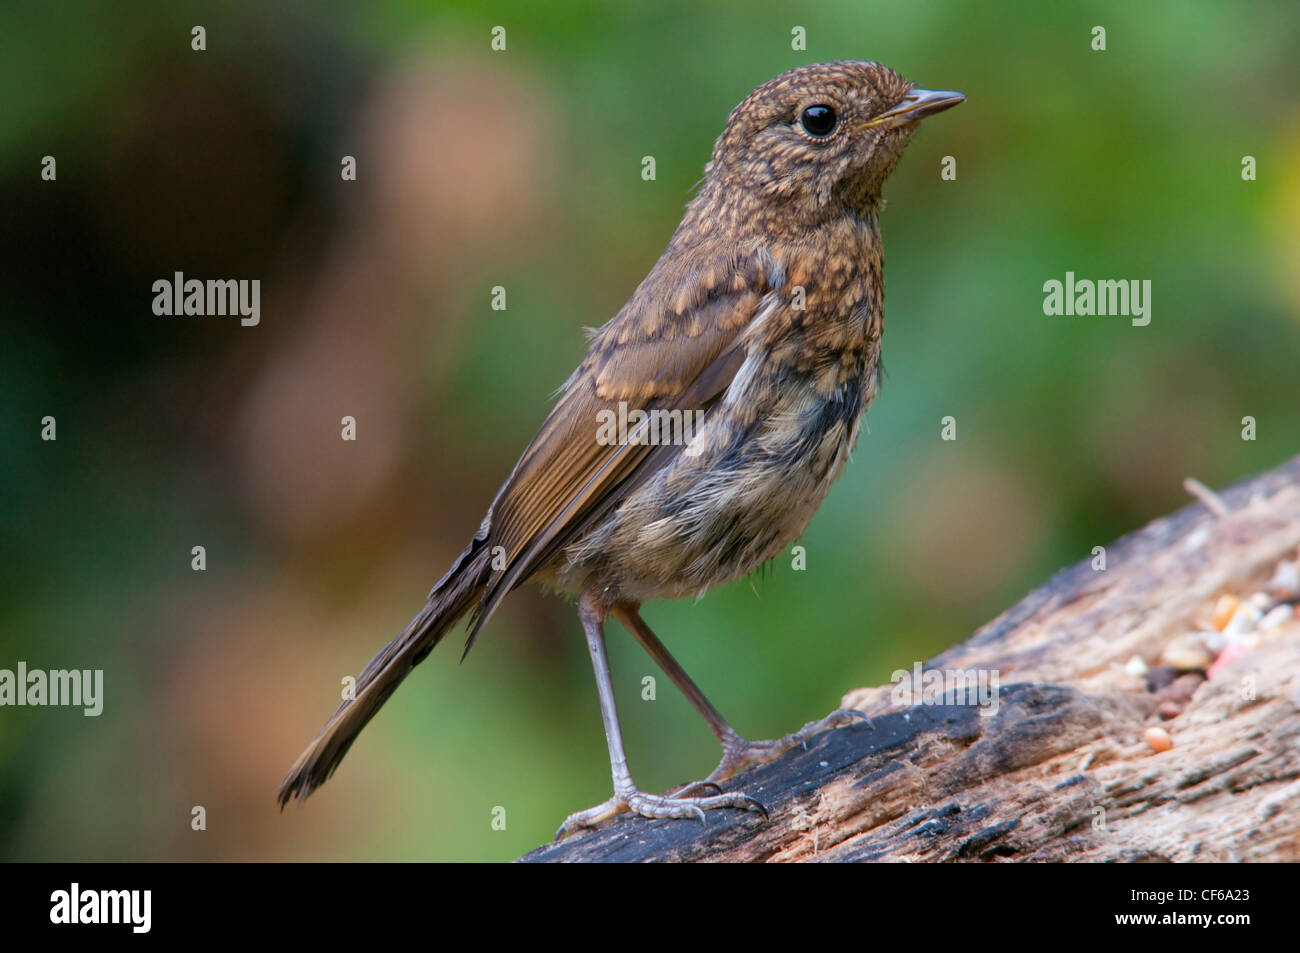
521, 454, 1300, 862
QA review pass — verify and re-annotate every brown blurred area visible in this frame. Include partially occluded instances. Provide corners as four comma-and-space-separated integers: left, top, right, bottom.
234, 61, 550, 547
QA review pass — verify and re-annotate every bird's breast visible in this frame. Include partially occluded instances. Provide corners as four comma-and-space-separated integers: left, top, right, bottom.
561, 330, 880, 603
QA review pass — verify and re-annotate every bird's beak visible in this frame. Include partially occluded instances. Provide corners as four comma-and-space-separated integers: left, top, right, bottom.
865, 88, 965, 129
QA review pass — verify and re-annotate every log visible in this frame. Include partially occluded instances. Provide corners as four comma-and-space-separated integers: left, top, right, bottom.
520, 454, 1300, 862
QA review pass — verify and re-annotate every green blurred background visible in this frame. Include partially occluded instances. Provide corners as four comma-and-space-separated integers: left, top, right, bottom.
2, 0, 1297, 861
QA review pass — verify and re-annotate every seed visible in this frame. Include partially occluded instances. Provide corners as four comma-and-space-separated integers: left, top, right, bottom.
1145, 727, 1173, 752
1210, 595, 1240, 630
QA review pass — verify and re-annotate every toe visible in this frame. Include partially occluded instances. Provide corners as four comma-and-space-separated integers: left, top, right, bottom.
554, 796, 625, 839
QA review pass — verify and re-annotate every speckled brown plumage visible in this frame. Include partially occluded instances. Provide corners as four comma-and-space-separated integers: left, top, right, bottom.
279, 61, 963, 830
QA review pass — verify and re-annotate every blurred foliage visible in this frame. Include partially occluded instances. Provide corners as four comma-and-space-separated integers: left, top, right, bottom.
1, 0, 1297, 861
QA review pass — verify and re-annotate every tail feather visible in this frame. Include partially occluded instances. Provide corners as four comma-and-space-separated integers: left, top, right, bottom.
277, 538, 492, 807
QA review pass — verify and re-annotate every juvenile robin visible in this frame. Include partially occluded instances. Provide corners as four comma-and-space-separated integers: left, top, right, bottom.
278, 60, 964, 836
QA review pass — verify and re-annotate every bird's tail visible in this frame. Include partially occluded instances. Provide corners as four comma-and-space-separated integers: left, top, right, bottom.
277, 535, 493, 807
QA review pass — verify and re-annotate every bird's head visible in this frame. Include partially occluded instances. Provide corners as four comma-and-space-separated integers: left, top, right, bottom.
705, 61, 963, 223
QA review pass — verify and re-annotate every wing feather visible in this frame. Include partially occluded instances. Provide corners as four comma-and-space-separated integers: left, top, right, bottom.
461, 250, 771, 653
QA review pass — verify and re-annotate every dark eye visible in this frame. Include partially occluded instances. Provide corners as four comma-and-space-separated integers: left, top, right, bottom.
799, 104, 837, 137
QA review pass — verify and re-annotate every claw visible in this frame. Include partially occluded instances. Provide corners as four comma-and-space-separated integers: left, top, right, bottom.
827, 707, 873, 729
673, 779, 723, 797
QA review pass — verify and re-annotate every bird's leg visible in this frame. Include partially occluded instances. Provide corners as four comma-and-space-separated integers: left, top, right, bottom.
613, 604, 871, 784
555, 591, 766, 839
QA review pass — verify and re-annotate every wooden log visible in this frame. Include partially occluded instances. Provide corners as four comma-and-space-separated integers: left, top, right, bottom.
520, 454, 1300, 862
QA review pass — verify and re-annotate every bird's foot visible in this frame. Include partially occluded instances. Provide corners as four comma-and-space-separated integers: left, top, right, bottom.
555, 784, 766, 840
707, 708, 872, 782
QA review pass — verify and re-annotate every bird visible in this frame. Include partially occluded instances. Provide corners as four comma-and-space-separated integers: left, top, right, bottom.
278, 60, 963, 837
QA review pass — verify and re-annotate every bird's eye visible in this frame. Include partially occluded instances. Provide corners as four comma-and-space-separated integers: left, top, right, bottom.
799, 104, 837, 137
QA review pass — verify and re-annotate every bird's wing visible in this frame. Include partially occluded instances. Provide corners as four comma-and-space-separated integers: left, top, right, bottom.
462, 248, 773, 653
